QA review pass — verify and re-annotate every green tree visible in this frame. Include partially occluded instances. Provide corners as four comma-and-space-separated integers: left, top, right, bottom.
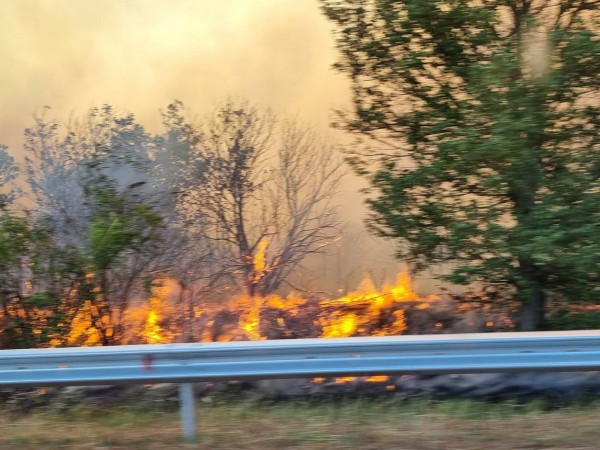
321, 0, 600, 329
84, 179, 164, 345
0, 146, 76, 348
0, 217, 87, 349
0, 145, 18, 207
21, 107, 170, 346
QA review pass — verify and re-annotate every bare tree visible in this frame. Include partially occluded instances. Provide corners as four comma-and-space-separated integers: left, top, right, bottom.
180, 100, 345, 297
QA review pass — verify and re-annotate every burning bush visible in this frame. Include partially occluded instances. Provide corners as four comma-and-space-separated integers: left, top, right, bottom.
186, 272, 463, 343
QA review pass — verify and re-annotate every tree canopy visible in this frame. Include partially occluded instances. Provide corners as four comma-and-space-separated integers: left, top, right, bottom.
321, 0, 600, 329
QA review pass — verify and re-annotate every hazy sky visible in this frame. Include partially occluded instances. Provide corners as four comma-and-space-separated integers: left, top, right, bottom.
0, 0, 349, 148
0, 0, 427, 289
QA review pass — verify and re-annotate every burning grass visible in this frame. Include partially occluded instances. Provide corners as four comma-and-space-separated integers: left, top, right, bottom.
61, 272, 434, 346
189, 272, 442, 343
2, 399, 600, 449
64, 271, 446, 346
47, 267, 515, 348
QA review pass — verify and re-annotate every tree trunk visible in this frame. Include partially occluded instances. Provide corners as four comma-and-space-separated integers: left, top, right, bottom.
517, 284, 546, 331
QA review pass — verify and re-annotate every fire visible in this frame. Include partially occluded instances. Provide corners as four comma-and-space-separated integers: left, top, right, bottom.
388, 272, 418, 302
199, 271, 430, 342
318, 273, 414, 338
365, 375, 389, 383
56, 269, 440, 386
144, 309, 165, 344
321, 313, 358, 338
142, 280, 173, 344
312, 375, 391, 384
237, 296, 265, 341
335, 376, 357, 384
253, 238, 268, 278
66, 273, 109, 346
62, 269, 436, 349
67, 300, 102, 346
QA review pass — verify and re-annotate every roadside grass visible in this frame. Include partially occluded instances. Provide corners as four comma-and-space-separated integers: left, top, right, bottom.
1, 398, 600, 449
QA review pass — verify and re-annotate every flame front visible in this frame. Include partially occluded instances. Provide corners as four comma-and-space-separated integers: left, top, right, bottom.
142, 280, 174, 344
51, 269, 449, 387
63, 270, 435, 349
253, 238, 268, 277
201, 271, 430, 342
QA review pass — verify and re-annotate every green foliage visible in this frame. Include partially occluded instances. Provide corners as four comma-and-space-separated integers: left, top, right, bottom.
0, 213, 65, 348
0, 155, 163, 350
0, 104, 172, 349
89, 185, 162, 272
0, 184, 164, 349
0, 213, 31, 266
544, 309, 600, 331
0, 145, 18, 207
321, 0, 600, 329
24, 292, 61, 308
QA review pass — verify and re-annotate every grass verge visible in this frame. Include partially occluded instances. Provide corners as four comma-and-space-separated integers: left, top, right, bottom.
1, 398, 600, 449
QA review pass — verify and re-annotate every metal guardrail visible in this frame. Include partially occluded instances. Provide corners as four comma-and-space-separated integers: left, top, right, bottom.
1, 331, 600, 439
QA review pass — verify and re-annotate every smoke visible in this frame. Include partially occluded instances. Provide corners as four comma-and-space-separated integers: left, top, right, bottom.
0, 0, 349, 147
0, 0, 449, 293
522, 29, 552, 79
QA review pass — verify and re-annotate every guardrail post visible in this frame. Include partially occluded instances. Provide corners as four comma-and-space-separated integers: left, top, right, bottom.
179, 383, 196, 440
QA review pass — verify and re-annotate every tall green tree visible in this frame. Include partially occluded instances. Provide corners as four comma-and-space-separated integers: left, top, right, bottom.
321, 0, 600, 329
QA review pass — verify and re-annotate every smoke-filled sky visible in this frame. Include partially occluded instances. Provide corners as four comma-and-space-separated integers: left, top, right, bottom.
0, 0, 440, 290
1, 0, 361, 207
0, 0, 349, 146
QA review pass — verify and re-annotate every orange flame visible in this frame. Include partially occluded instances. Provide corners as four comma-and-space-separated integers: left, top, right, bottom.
58, 270, 441, 387
250, 237, 269, 287
142, 281, 171, 344
205, 271, 429, 342
67, 300, 102, 346
254, 238, 268, 275
64, 270, 435, 349
318, 273, 416, 338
